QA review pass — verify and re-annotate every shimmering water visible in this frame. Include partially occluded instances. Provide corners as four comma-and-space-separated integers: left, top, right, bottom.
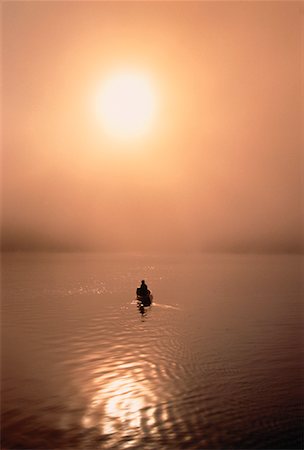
1, 253, 303, 449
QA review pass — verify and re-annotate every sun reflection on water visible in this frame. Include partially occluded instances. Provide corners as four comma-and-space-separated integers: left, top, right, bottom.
103, 378, 145, 435
82, 370, 157, 447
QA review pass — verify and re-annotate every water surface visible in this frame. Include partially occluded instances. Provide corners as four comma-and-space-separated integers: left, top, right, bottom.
1, 253, 303, 449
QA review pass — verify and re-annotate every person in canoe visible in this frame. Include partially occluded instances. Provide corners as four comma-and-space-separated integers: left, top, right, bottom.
137, 280, 150, 297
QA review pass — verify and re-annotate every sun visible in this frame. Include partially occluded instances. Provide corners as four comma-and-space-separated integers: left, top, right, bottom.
95, 70, 157, 140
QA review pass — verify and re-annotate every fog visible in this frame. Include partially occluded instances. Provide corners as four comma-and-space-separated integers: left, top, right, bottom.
2, 2, 303, 252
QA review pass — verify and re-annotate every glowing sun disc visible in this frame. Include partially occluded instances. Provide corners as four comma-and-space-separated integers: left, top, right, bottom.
95, 71, 156, 139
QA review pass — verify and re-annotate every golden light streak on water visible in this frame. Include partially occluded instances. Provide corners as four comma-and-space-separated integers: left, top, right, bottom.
82, 370, 157, 447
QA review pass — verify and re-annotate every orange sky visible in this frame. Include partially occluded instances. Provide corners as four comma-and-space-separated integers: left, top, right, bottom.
2, 1, 303, 252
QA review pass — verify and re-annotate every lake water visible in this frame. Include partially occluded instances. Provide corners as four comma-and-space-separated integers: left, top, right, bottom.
1, 252, 303, 449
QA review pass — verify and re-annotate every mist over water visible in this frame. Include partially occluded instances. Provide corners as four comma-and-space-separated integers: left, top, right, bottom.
2, 252, 303, 449
2, 1, 303, 254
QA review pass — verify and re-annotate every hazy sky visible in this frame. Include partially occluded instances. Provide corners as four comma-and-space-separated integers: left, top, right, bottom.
2, 1, 303, 252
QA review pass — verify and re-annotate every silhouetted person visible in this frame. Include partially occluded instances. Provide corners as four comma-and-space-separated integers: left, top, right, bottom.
137, 279, 150, 297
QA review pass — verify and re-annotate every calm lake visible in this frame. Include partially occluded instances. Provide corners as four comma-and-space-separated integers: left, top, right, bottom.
1, 252, 303, 449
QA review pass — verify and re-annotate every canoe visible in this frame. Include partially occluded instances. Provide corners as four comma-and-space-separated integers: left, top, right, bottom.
136, 293, 153, 307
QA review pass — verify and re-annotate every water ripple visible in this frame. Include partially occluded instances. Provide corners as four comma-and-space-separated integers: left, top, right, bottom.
2, 253, 303, 449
